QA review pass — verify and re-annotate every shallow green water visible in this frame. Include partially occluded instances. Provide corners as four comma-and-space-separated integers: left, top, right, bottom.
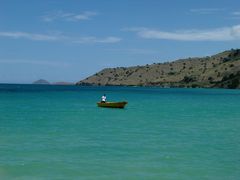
0, 85, 239, 179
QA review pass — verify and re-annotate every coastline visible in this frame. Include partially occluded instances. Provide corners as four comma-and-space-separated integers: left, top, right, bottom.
77, 49, 240, 89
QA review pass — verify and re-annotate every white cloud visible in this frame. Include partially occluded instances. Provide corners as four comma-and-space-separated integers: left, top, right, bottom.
74, 36, 121, 44
0, 31, 61, 41
190, 8, 224, 14
72, 11, 97, 21
42, 10, 97, 22
125, 25, 240, 41
0, 31, 121, 44
232, 11, 240, 16
0, 59, 69, 67
229, 11, 240, 19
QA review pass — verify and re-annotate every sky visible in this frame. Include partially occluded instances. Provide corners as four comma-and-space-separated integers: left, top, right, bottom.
0, 0, 240, 83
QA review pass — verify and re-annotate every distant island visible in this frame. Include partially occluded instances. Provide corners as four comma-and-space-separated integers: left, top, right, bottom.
33, 79, 74, 85
52, 82, 75, 85
76, 49, 240, 89
33, 79, 50, 85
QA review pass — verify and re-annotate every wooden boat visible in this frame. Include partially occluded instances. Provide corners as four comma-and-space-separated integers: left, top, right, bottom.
97, 101, 128, 108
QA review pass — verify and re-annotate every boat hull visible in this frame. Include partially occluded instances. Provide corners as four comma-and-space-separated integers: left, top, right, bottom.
97, 101, 128, 108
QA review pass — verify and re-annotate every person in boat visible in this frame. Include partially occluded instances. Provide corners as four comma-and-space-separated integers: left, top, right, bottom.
101, 94, 107, 103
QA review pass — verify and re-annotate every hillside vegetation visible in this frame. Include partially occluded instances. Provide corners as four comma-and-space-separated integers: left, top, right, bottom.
77, 49, 240, 89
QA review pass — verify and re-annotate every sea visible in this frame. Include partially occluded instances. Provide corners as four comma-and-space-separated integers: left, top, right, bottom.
0, 84, 239, 179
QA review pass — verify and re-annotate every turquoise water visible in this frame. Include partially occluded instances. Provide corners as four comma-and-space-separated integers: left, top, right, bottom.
0, 84, 239, 179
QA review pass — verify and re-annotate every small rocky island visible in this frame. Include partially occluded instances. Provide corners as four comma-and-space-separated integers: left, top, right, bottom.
52, 82, 75, 85
33, 79, 50, 85
77, 49, 240, 89
33, 80, 74, 85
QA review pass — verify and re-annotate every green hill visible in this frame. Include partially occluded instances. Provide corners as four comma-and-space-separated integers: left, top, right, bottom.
76, 49, 240, 89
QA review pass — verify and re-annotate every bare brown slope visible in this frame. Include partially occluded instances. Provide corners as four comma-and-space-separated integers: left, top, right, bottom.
76, 49, 240, 89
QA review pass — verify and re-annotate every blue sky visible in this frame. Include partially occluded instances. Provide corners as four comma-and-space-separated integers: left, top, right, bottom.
0, 0, 240, 83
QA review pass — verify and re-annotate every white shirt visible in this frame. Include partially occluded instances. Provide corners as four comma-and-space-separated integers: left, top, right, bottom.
101, 95, 106, 102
